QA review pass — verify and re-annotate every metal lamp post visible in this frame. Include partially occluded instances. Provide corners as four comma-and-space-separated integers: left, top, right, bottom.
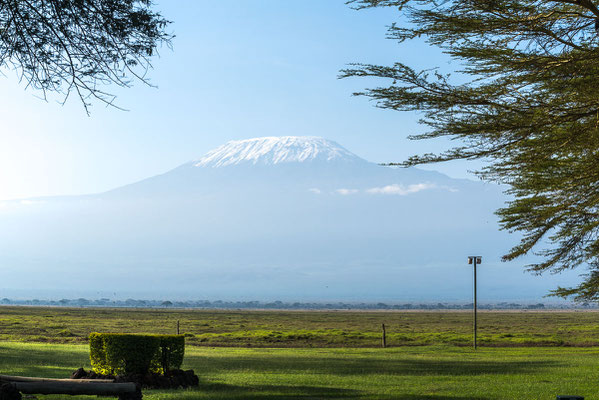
467, 256, 482, 350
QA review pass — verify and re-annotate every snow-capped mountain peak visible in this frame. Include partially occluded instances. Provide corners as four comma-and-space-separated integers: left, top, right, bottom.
193, 136, 365, 168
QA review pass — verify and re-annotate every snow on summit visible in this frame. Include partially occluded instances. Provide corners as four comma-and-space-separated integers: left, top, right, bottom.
193, 136, 365, 167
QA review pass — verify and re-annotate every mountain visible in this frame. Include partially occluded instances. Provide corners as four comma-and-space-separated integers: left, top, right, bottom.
192, 136, 366, 167
0, 136, 582, 301
104, 136, 458, 197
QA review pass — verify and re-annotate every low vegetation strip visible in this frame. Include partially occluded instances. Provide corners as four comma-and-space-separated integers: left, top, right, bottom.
1, 342, 599, 399
1, 306, 599, 347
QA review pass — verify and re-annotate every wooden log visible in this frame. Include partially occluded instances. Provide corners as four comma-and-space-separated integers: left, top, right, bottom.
0, 374, 114, 383
11, 381, 137, 396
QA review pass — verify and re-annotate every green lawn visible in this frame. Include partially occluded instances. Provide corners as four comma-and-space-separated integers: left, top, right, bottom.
3, 306, 599, 347
2, 307, 599, 398
1, 341, 598, 399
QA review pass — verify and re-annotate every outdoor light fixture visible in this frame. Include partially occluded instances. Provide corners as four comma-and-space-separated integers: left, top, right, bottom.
467, 256, 482, 350
467, 256, 481, 265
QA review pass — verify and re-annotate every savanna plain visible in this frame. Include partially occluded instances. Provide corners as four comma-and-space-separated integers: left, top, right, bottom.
2, 306, 599, 399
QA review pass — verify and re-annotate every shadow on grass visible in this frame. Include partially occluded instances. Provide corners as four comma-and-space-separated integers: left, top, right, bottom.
1, 343, 556, 379
396, 396, 487, 400
202, 382, 359, 399
149, 382, 489, 400
0, 343, 89, 378
189, 354, 559, 377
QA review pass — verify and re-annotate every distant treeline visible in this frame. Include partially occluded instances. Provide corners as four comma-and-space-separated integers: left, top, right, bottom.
0, 298, 588, 310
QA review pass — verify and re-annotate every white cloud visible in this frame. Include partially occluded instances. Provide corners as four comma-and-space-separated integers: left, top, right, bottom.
335, 188, 359, 195
19, 200, 45, 205
308, 188, 321, 194
366, 183, 436, 195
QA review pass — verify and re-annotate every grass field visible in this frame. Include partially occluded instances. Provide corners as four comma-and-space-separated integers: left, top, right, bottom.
1, 341, 599, 399
2, 306, 599, 347
3, 307, 599, 399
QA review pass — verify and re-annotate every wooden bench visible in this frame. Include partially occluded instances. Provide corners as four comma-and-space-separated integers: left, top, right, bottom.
0, 374, 141, 400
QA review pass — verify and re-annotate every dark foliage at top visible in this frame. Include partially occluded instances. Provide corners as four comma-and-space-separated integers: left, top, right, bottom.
0, 0, 171, 112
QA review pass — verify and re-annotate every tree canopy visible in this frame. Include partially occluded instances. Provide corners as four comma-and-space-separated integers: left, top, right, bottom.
0, 0, 171, 113
343, 0, 599, 301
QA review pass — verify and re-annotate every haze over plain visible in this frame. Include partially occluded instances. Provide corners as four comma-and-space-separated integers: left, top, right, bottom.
0, 137, 582, 302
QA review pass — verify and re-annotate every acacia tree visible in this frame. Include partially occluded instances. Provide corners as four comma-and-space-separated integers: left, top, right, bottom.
0, 0, 171, 113
342, 0, 599, 301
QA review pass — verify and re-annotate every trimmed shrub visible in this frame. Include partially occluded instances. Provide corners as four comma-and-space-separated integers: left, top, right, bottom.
157, 334, 185, 373
89, 333, 185, 375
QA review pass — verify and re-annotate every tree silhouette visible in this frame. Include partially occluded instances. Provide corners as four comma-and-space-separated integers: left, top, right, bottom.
0, 0, 172, 113
344, 0, 599, 301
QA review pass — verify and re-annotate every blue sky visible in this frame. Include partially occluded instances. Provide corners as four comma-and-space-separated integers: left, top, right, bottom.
0, 0, 476, 201
0, 1, 586, 302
